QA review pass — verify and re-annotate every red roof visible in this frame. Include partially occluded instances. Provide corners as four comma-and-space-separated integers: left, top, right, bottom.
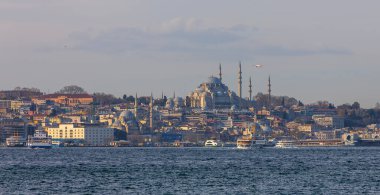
40, 94, 93, 99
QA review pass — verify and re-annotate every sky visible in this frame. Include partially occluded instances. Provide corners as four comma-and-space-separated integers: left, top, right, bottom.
0, 0, 379, 108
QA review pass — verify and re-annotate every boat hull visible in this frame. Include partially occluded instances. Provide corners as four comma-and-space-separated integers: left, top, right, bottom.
28, 144, 52, 149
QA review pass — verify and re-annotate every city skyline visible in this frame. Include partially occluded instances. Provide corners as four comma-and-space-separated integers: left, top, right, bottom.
1, 0, 379, 107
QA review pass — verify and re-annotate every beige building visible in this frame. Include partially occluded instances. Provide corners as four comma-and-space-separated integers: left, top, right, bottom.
298, 124, 315, 133
0, 100, 23, 110
34, 94, 93, 106
314, 131, 336, 140
46, 124, 114, 146
312, 115, 344, 129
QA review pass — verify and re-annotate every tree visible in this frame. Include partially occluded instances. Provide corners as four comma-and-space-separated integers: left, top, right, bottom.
163, 96, 168, 105
126, 95, 135, 103
56, 85, 87, 94
30, 103, 36, 112
281, 97, 285, 107
328, 103, 335, 109
186, 96, 191, 107
49, 108, 57, 117
93, 92, 119, 105
13, 87, 41, 92
123, 94, 127, 100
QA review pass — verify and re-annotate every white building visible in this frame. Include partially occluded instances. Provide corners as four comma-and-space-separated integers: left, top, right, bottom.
46, 123, 114, 146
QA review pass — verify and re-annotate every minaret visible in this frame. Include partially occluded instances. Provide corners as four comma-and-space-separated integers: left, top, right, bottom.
249, 77, 252, 101
150, 93, 153, 131
134, 93, 138, 118
219, 63, 222, 82
238, 62, 242, 108
268, 76, 272, 109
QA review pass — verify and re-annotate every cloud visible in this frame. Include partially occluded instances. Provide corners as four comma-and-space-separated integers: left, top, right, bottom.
65, 18, 351, 57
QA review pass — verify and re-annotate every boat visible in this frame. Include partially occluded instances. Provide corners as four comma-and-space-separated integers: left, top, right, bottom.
275, 140, 298, 148
252, 139, 275, 148
204, 140, 221, 147
6, 136, 26, 147
237, 136, 253, 149
51, 140, 63, 148
27, 130, 52, 149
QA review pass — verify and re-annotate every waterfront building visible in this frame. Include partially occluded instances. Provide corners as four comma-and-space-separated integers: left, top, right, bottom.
0, 118, 27, 144
46, 123, 114, 146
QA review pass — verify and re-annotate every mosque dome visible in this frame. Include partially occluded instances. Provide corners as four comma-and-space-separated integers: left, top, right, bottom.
207, 76, 222, 85
119, 110, 134, 121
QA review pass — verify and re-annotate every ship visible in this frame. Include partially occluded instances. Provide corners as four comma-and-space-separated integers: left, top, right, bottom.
252, 138, 275, 148
275, 140, 298, 148
355, 139, 380, 147
6, 136, 26, 147
237, 135, 253, 149
204, 140, 222, 147
27, 130, 52, 149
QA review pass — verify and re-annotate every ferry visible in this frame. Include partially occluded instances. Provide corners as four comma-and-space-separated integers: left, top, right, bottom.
6, 136, 26, 147
236, 136, 253, 149
252, 139, 275, 148
204, 140, 221, 147
275, 140, 298, 148
27, 130, 52, 149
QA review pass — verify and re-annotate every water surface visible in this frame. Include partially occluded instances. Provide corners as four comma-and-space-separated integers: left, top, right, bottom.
0, 147, 379, 194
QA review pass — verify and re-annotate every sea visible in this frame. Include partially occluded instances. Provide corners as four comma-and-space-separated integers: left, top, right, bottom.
0, 147, 380, 194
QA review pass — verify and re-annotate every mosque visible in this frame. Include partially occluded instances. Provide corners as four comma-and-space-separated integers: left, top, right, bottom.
189, 63, 253, 110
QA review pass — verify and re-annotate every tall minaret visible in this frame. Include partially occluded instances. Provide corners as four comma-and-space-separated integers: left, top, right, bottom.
249, 77, 252, 101
219, 63, 222, 82
134, 93, 138, 118
150, 93, 153, 131
238, 62, 243, 107
268, 76, 272, 109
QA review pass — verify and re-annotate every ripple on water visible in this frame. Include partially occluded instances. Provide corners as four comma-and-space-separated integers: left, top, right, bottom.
0, 147, 380, 194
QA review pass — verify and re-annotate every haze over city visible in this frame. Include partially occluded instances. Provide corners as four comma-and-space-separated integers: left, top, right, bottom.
1, 0, 379, 107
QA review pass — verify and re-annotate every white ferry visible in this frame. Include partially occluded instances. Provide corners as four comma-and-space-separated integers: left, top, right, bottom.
275, 140, 298, 148
204, 140, 221, 147
236, 136, 253, 149
27, 130, 52, 149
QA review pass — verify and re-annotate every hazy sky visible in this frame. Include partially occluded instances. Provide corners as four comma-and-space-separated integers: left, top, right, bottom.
0, 0, 379, 107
